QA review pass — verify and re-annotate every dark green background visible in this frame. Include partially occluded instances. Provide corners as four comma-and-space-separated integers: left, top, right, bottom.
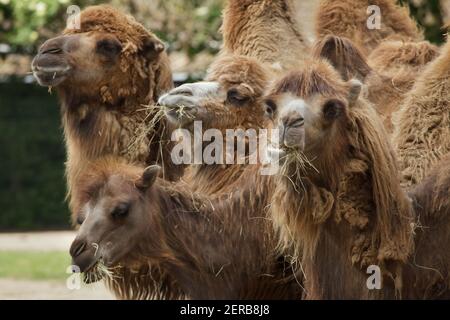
0, 81, 69, 230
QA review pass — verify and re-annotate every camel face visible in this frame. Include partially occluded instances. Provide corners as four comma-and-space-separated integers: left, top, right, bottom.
31, 5, 169, 109
159, 81, 225, 127
32, 32, 122, 88
268, 93, 346, 157
159, 80, 267, 132
70, 165, 154, 280
264, 64, 353, 163
159, 55, 269, 132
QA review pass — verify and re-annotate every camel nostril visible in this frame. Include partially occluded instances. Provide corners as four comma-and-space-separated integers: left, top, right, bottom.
41, 47, 63, 55
284, 117, 304, 128
70, 241, 87, 258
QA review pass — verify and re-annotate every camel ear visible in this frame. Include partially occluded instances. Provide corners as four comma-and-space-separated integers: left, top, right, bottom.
313, 35, 372, 81
137, 165, 160, 190
141, 35, 165, 60
347, 79, 362, 106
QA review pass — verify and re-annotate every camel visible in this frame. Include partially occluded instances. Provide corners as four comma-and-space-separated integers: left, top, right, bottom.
265, 60, 414, 299
315, 0, 423, 56
312, 35, 439, 134
220, 0, 309, 72
393, 37, 450, 187
69, 157, 301, 300
265, 59, 450, 299
31, 5, 180, 215
31, 5, 183, 300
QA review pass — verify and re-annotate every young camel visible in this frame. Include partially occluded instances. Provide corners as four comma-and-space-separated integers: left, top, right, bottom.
31, 5, 180, 215
393, 38, 450, 187
315, 0, 423, 55
69, 158, 301, 300
31, 5, 183, 300
312, 35, 439, 135
266, 60, 450, 299
265, 60, 415, 299
221, 0, 309, 72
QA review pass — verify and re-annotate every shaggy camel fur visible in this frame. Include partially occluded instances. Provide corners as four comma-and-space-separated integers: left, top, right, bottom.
315, 0, 423, 55
265, 60, 415, 299
157, 55, 304, 298
406, 154, 450, 299
312, 35, 439, 134
32, 5, 183, 300
393, 38, 450, 187
31, 5, 179, 214
221, 0, 309, 72
70, 158, 301, 299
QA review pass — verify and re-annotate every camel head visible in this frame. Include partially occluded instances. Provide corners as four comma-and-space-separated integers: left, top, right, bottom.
32, 5, 171, 107
69, 158, 161, 283
158, 55, 269, 132
265, 60, 362, 181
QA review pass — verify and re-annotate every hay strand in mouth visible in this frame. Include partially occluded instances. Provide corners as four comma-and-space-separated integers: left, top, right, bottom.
279, 149, 318, 193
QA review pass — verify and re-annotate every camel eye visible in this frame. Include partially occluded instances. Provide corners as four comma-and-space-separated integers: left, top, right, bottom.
323, 99, 344, 120
111, 202, 131, 219
227, 88, 249, 106
264, 99, 277, 118
96, 39, 122, 57
76, 215, 85, 226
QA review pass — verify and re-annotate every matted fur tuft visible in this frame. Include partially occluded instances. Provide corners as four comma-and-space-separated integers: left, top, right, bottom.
393, 39, 450, 187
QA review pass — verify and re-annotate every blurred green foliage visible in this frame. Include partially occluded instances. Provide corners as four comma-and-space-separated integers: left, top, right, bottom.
401, 0, 447, 44
0, 0, 104, 52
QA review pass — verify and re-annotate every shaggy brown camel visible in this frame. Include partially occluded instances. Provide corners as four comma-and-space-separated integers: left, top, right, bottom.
393, 38, 450, 187
265, 60, 414, 299
69, 158, 301, 300
31, 5, 183, 300
316, 0, 423, 55
312, 35, 439, 134
221, 0, 309, 72
31, 5, 180, 214
266, 59, 450, 299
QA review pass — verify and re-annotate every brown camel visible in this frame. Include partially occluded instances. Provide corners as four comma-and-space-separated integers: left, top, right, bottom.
31, 5, 180, 215
69, 157, 301, 300
315, 0, 423, 56
393, 37, 450, 187
265, 60, 450, 299
221, 0, 309, 72
312, 35, 439, 135
265, 60, 414, 299
31, 5, 183, 300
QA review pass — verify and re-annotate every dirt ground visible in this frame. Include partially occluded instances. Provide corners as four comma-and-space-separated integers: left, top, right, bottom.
0, 278, 114, 300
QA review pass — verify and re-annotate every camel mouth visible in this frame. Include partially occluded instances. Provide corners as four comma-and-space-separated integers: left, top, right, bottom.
267, 145, 287, 163
32, 66, 71, 87
164, 106, 197, 127
83, 261, 105, 284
